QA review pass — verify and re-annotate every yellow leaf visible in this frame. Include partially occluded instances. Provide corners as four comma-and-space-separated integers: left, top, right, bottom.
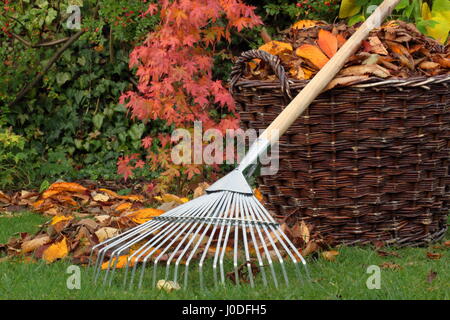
126, 208, 165, 224
50, 215, 73, 225
322, 250, 339, 261
156, 280, 181, 292
259, 41, 293, 56
291, 20, 320, 30
422, 2, 432, 20
42, 237, 68, 263
158, 193, 188, 204
317, 29, 338, 59
46, 182, 88, 194
295, 44, 329, 69
339, 0, 361, 18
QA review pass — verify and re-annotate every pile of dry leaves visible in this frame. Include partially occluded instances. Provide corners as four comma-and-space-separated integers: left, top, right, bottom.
248, 20, 449, 89
0, 181, 337, 269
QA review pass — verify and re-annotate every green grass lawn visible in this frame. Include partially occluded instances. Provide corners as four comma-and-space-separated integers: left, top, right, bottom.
0, 212, 448, 300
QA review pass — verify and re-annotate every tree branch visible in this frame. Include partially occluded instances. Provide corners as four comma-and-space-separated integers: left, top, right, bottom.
8, 30, 85, 108
11, 32, 70, 48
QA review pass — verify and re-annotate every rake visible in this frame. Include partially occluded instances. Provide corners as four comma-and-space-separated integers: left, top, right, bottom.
91, 0, 400, 289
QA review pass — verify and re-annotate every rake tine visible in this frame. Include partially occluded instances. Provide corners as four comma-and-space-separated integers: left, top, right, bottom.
218, 194, 238, 285
240, 194, 268, 287
250, 197, 289, 286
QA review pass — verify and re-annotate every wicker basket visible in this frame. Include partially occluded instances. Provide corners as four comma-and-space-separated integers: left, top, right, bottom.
231, 50, 450, 246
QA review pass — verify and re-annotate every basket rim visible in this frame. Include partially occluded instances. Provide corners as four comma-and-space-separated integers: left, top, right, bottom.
233, 73, 450, 91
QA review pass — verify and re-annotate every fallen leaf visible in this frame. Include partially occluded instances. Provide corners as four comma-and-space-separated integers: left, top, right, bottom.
95, 227, 119, 243
377, 250, 400, 258
156, 280, 181, 293
336, 34, 347, 48
101, 255, 137, 270
50, 215, 73, 225
295, 44, 329, 69
302, 241, 319, 257
444, 241, 450, 247
92, 192, 110, 202
322, 250, 339, 261
0, 191, 10, 204
115, 202, 133, 212
427, 270, 437, 283
125, 208, 165, 224
95, 215, 111, 224
193, 182, 210, 198
21, 235, 51, 254
426, 252, 442, 260
253, 188, 263, 203
155, 194, 188, 204
380, 262, 402, 270
317, 29, 338, 58
42, 237, 69, 263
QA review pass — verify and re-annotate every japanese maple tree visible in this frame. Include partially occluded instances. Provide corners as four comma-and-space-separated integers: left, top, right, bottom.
119, 0, 262, 193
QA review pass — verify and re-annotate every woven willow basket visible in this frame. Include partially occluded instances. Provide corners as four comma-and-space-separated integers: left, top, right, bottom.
231, 50, 450, 246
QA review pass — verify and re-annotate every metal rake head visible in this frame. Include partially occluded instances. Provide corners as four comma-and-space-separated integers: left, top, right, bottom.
90, 170, 308, 289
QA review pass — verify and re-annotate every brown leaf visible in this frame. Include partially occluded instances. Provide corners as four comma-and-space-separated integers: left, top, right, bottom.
295, 44, 329, 69
444, 241, 450, 248
377, 250, 400, 258
340, 64, 390, 78
325, 75, 369, 90
95, 227, 119, 243
193, 182, 210, 199
0, 191, 11, 204
302, 241, 319, 257
21, 235, 51, 254
426, 270, 437, 283
368, 36, 388, 55
426, 252, 442, 260
317, 29, 338, 59
380, 262, 402, 270
419, 61, 440, 70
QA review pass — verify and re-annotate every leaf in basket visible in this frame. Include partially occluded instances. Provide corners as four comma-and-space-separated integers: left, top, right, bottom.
317, 29, 338, 59
325, 75, 369, 90
291, 20, 321, 30
419, 61, 440, 70
368, 36, 388, 55
340, 64, 390, 78
386, 41, 414, 70
295, 44, 329, 69
259, 41, 293, 56
336, 34, 347, 48
433, 55, 450, 68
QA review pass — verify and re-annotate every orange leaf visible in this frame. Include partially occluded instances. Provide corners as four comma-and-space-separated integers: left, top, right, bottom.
295, 44, 329, 69
336, 34, 347, 48
125, 208, 165, 224
46, 182, 88, 194
259, 41, 293, 56
291, 20, 322, 30
101, 255, 137, 270
42, 237, 69, 263
115, 202, 133, 212
253, 188, 263, 203
317, 29, 338, 58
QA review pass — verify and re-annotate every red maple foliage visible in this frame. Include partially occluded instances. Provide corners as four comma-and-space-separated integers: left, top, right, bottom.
119, 0, 262, 193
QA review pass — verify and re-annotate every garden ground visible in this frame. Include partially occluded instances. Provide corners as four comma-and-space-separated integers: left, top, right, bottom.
0, 211, 448, 300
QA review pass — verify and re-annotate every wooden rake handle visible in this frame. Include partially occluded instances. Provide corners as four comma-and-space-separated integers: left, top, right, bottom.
259, 0, 401, 144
